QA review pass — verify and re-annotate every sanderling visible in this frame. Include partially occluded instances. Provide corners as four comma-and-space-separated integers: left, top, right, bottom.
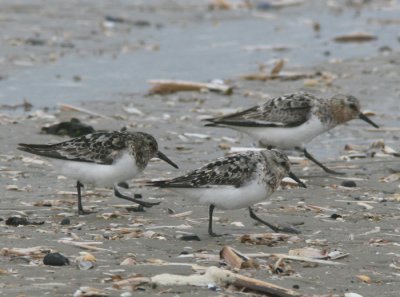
18, 130, 178, 214
205, 92, 379, 174
146, 149, 306, 236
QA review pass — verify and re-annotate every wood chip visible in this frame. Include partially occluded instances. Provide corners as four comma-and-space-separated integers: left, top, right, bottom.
148, 79, 233, 95
220, 246, 259, 269
59, 103, 112, 119
151, 266, 301, 297
271, 59, 285, 75
334, 32, 377, 42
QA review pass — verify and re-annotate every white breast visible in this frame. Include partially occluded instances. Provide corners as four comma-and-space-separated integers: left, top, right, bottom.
170, 179, 272, 210
232, 116, 330, 149
55, 151, 141, 187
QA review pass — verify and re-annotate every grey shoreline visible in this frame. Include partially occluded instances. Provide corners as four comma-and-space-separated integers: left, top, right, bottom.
1, 1, 400, 297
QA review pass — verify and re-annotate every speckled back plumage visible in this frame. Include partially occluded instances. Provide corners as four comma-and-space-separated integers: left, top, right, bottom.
18, 131, 159, 169
206, 92, 318, 128
148, 150, 290, 190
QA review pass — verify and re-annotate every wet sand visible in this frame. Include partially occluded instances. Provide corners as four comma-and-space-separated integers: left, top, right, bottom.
0, 1, 400, 296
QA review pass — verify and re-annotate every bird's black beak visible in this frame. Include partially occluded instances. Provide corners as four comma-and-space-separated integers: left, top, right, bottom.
157, 151, 179, 169
359, 113, 379, 128
288, 171, 306, 188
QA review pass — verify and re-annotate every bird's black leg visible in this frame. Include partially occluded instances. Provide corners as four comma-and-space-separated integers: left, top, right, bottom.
208, 204, 221, 237
248, 207, 300, 234
76, 181, 90, 215
117, 182, 142, 199
301, 147, 345, 175
113, 186, 160, 208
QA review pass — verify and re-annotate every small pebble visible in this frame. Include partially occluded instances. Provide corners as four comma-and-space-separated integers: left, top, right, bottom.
43, 252, 70, 266
60, 218, 70, 225
293, 284, 300, 289
5, 217, 44, 226
331, 214, 342, 220
177, 234, 201, 241
341, 180, 357, 187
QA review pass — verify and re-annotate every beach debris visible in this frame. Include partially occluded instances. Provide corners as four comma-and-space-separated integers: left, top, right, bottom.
5, 184, 19, 191
122, 104, 144, 116
0, 99, 32, 111
356, 274, 372, 284
76, 252, 96, 270
169, 210, 193, 218
5, 216, 44, 226
344, 293, 364, 297
41, 118, 95, 137
61, 218, 71, 225
142, 266, 302, 296
177, 234, 201, 241
370, 140, 400, 157
209, 0, 232, 10
104, 15, 152, 27
43, 252, 70, 266
240, 232, 301, 245
219, 246, 259, 270
150, 266, 301, 297
1, 246, 50, 258
148, 79, 233, 95
334, 32, 377, 43
343, 140, 399, 158
341, 180, 357, 188
256, 0, 304, 10
245, 252, 346, 266
59, 103, 112, 119
288, 247, 327, 259
58, 239, 113, 252
271, 59, 285, 75
73, 286, 108, 297
241, 60, 333, 83
380, 173, 400, 183
120, 257, 137, 266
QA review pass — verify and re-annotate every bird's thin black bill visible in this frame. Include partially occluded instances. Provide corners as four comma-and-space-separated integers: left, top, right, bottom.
157, 151, 179, 169
359, 113, 379, 128
288, 171, 306, 188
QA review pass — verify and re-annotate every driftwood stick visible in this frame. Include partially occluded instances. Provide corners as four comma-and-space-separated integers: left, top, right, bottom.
57, 240, 114, 252
148, 79, 233, 95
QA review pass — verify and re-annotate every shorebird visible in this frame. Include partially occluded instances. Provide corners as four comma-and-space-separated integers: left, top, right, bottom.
205, 92, 379, 174
146, 149, 306, 236
18, 130, 178, 214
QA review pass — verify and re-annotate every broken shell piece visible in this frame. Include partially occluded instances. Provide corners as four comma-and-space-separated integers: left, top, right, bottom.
73, 286, 108, 297
356, 274, 372, 284
5, 185, 19, 191
220, 246, 259, 270
380, 173, 400, 183
288, 247, 327, 259
76, 252, 96, 270
120, 257, 137, 266
344, 293, 364, 297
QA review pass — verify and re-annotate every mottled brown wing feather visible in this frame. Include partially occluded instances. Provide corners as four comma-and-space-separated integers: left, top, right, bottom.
206, 93, 315, 128
148, 152, 259, 188
18, 132, 127, 164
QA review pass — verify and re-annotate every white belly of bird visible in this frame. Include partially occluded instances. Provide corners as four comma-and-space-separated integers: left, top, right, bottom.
233, 116, 330, 149
172, 179, 272, 210
57, 151, 140, 187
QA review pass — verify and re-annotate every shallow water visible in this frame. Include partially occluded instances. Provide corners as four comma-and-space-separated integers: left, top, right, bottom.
0, 1, 398, 109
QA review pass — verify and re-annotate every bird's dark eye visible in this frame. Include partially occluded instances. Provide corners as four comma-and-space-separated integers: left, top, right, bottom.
349, 103, 357, 110
280, 161, 287, 166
